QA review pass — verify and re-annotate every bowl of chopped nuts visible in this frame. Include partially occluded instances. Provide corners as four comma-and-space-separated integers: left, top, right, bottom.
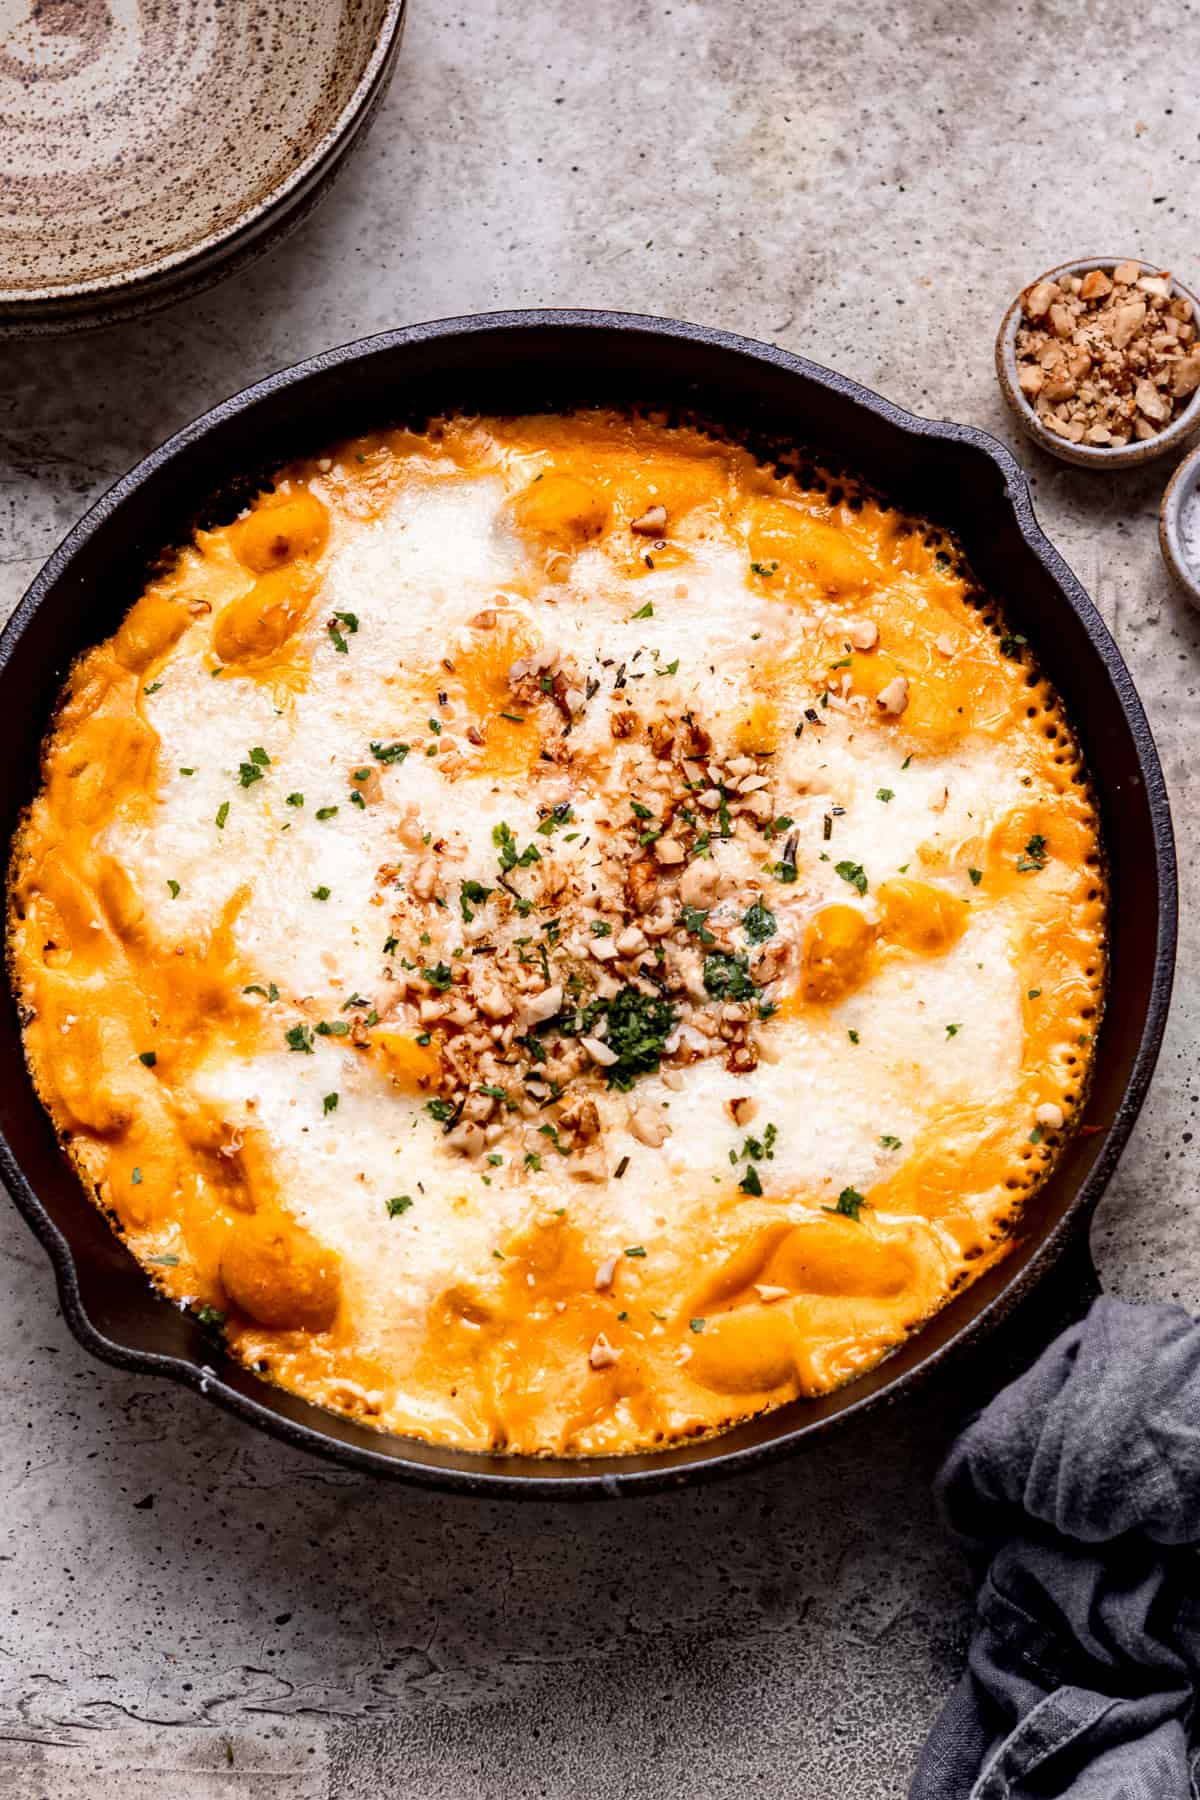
996, 258, 1200, 468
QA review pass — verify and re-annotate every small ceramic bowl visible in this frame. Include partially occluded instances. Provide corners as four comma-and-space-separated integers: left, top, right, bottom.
1159, 444, 1200, 608
0, 0, 407, 336
996, 257, 1200, 469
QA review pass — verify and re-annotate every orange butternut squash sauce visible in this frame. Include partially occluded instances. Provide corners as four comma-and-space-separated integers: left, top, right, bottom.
8, 413, 1105, 1455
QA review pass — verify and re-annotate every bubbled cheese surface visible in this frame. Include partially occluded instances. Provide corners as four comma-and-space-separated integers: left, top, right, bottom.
8, 413, 1106, 1455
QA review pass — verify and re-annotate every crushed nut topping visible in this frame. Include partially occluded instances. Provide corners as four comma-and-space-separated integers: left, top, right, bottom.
1015, 264, 1200, 447
370, 680, 813, 1170
589, 1332, 621, 1369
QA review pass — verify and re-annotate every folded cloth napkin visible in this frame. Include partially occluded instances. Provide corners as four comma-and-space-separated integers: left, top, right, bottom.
911, 1296, 1200, 1799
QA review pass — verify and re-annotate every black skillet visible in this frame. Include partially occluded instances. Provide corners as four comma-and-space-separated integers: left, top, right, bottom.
0, 312, 1177, 1497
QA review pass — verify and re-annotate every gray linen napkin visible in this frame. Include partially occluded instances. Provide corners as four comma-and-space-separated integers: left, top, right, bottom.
911, 1297, 1200, 1799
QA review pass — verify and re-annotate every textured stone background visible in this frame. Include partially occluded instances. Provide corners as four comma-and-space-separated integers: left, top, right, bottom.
2, 2, 1199, 1794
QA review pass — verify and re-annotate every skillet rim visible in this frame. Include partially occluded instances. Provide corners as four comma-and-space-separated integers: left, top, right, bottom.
0, 308, 1178, 1498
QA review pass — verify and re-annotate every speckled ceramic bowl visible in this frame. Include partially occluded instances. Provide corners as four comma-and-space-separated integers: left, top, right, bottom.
0, 0, 407, 337
996, 257, 1200, 470
1159, 444, 1200, 608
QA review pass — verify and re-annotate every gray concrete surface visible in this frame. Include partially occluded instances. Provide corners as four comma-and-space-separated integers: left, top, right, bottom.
2, 2, 1199, 1794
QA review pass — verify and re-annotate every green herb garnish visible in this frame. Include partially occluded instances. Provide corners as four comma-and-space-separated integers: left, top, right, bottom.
742, 898, 777, 942
702, 952, 757, 1002
824, 1187, 865, 1221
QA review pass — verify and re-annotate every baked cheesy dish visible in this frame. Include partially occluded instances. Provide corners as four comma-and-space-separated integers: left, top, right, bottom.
8, 412, 1106, 1456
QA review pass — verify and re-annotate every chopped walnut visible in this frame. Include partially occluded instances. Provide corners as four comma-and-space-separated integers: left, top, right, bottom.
628, 1107, 670, 1147
589, 1333, 621, 1369
876, 675, 909, 715
1015, 265, 1199, 446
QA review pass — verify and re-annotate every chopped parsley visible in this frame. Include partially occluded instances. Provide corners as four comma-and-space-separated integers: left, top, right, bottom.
741, 1123, 777, 1161
460, 879, 493, 922
879, 1134, 902, 1150
624, 1245, 647, 1258
286, 792, 304, 807
603, 988, 676, 1089
493, 820, 541, 873
876, 788, 894, 803
422, 962, 453, 991
328, 612, 358, 653
536, 803, 576, 838
835, 859, 868, 896
238, 746, 270, 787
348, 790, 366, 809
311, 885, 330, 901
999, 632, 1028, 658
425, 1098, 457, 1123
144, 681, 163, 695
552, 985, 676, 1091
323, 1093, 339, 1115
589, 920, 613, 938
538, 1122, 571, 1157
968, 868, 983, 886
1028, 987, 1042, 1000
739, 1163, 763, 1195
772, 860, 799, 884
386, 1195, 413, 1218
702, 951, 757, 1002
742, 898, 777, 942
689, 1317, 707, 1333
215, 801, 229, 830
848, 1029, 860, 1044
825, 1187, 865, 1221
680, 904, 716, 945
179, 767, 195, 776
138, 1051, 157, 1068
946, 1023, 961, 1038
315, 805, 338, 821
131, 1167, 143, 1185
315, 1020, 350, 1038
1016, 833, 1048, 873
630, 601, 654, 621
657, 659, 680, 676
285, 1024, 314, 1053
195, 1304, 226, 1329
371, 741, 410, 765
243, 981, 280, 1002
166, 879, 180, 898
750, 560, 778, 578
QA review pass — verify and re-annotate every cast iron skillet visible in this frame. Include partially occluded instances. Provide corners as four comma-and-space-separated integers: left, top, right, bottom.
0, 311, 1177, 1497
